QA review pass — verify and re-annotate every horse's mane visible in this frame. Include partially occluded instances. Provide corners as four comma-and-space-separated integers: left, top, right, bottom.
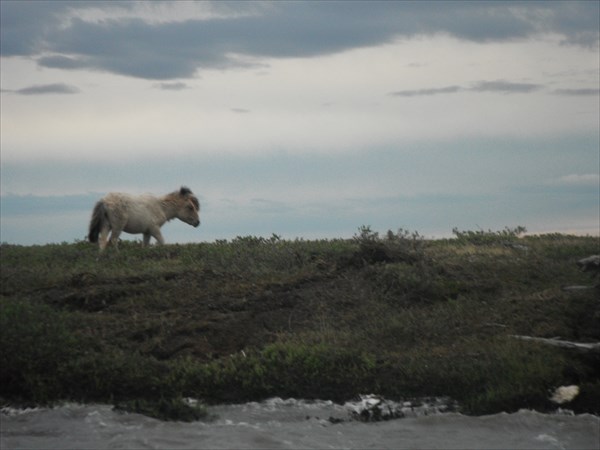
179, 186, 193, 196
178, 186, 199, 209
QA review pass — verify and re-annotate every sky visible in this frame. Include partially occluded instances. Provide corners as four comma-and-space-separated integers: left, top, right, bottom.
1, 0, 599, 245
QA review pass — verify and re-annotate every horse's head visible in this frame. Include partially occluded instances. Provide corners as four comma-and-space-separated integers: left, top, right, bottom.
176, 186, 200, 227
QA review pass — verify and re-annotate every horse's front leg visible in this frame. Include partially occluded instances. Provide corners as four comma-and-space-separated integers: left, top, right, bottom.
143, 233, 152, 247
149, 227, 165, 245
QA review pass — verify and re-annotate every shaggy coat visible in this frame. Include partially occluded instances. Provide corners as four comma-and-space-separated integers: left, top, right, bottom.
89, 187, 200, 250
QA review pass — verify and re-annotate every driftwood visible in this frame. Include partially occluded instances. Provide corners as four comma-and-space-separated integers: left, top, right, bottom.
561, 285, 596, 291
576, 255, 600, 275
561, 255, 600, 291
511, 335, 600, 353
512, 256, 600, 355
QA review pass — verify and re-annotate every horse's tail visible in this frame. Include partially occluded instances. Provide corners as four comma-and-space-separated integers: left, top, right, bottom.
88, 200, 107, 243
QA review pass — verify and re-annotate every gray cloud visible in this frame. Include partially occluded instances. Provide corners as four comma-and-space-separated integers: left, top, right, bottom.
154, 82, 190, 91
390, 86, 463, 97
37, 55, 90, 70
389, 80, 543, 97
0, 193, 97, 216
1, 1, 598, 80
553, 88, 600, 96
249, 198, 293, 214
12, 83, 80, 95
0, 1, 65, 56
470, 80, 543, 94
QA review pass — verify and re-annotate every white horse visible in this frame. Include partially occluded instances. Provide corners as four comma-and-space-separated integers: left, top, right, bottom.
88, 187, 200, 251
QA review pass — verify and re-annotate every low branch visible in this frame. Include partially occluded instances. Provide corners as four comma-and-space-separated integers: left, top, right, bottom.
511, 335, 600, 353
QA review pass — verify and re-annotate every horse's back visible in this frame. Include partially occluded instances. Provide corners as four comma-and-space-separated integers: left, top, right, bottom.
102, 192, 163, 233
103, 192, 155, 210
103, 192, 136, 204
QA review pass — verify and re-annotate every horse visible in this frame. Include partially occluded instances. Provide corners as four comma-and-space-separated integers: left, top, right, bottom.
88, 186, 200, 251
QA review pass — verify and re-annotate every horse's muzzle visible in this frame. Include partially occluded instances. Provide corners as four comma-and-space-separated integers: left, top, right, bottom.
194, 220, 200, 228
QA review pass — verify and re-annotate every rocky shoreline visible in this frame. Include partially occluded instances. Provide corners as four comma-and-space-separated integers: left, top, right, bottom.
342, 395, 457, 422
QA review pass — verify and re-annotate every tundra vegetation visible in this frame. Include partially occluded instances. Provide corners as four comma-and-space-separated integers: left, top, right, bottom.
1, 227, 598, 421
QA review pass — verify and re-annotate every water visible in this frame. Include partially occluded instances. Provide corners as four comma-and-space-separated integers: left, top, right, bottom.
2, 398, 598, 450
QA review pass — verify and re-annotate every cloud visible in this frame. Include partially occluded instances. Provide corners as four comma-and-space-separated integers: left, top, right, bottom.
389, 86, 463, 97
10, 83, 80, 95
1, 1, 598, 80
37, 55, 89, 70
230, 108, 250, 114
558, 174, 600, 186
469, 80, 542, 94
249, 198, 293, 214
553, 88, 600, 96
154, 82, 190, 91
389, 80, 543, 97
0, 193, 97, 216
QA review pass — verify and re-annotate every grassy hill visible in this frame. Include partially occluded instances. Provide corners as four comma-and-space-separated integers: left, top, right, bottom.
1, 227, 598, 420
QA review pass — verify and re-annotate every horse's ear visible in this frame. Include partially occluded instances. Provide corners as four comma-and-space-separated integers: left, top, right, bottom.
179, 186, 192, 196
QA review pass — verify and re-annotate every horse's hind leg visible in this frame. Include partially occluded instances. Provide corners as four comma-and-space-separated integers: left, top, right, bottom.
143, 233, 151, 247
99, 224, 111, 251
109, 228, 122, 250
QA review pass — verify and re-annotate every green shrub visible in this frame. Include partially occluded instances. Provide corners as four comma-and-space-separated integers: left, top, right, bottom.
171, 343, 377, 403
353, 226, 425, 265
452, 226, 527, 246
0, 299, 79, 402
